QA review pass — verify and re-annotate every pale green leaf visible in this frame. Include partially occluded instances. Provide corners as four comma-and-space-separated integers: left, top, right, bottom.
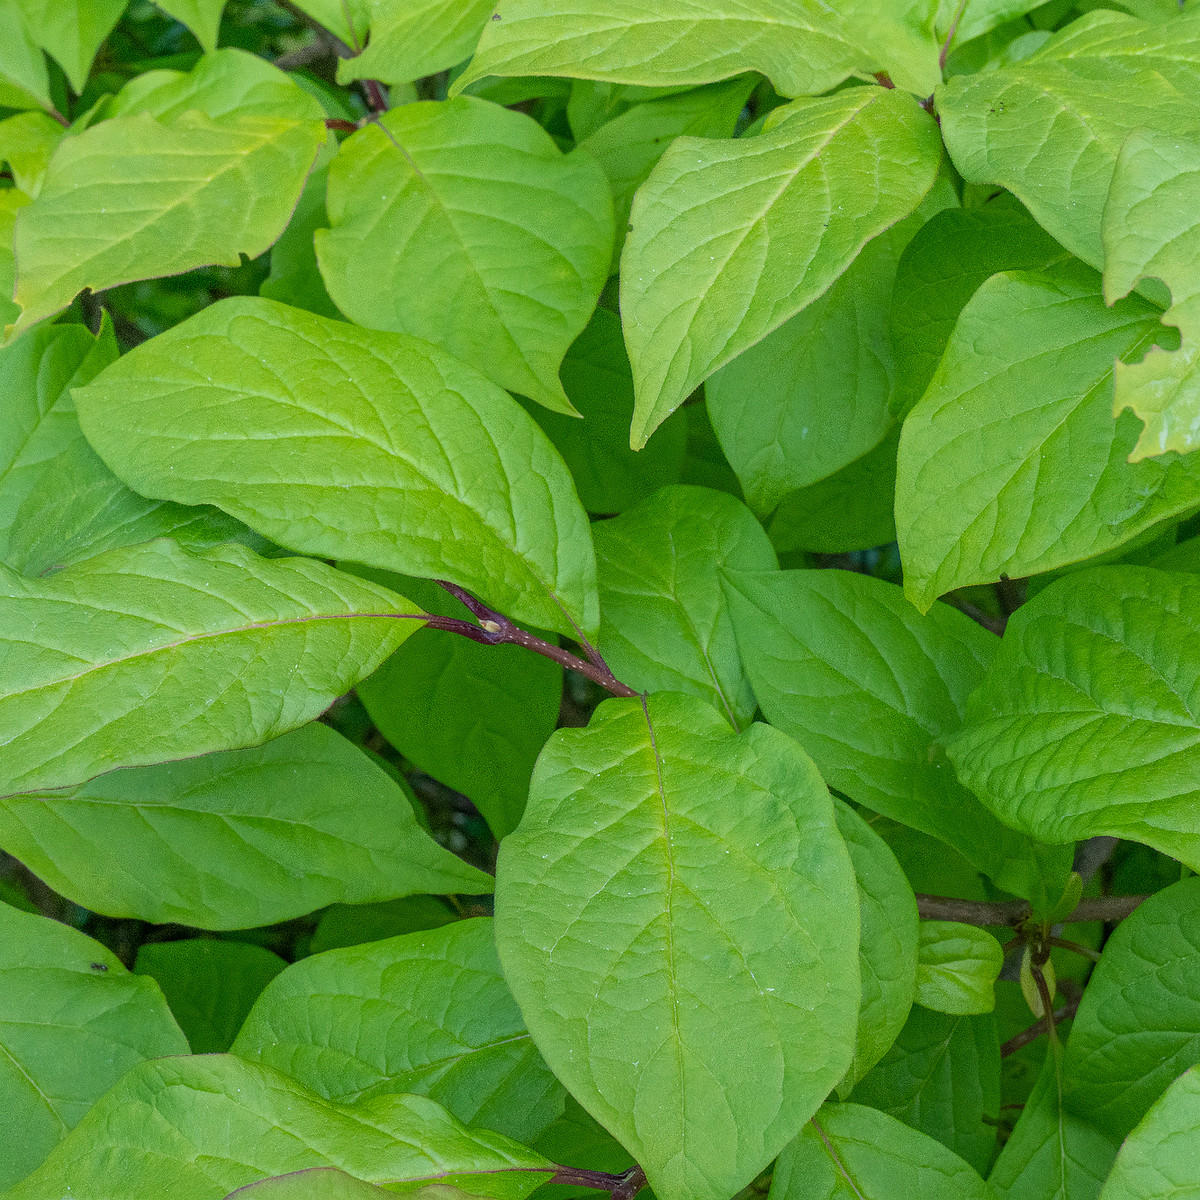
936, 9, 1200, 269
770, 1101, 992, 1200
834, 799, 919, 1095
851, 1006, 1001, 1175
227, 1170, 394, 1200
723, 567, 1073, 907
914, 922, 1003, 1015
895, 266, 1200, 611
0, 539, 422, 797
621, 86, 941, 446
948, 566, 1200, 867
72, 296, 599, 639
134, 939, 285, 1053
236, 918, 564, 1144
338, 0, 493, 85
289, 0, 370, 47
937, 0, 1055, 46
0, 110, 63, 195
316, 97, 613, 414
0, 189, 29, 329
16, 0, 125, 93
1063, 878, 1200, 1140
0, 901, 188, 1190
155, 0, 227, 52
707, 180, 955, 513
0, 723, 492, 928
1105, 129, 1200, 459
10, 110, 325, 336
0, 1, 52, 111
592, 485, 777, 730
7, 1055, 555, 1200
495, 691, 861, 1200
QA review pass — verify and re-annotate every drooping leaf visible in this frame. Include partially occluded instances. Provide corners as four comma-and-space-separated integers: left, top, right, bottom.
153, 0, 228, 52
622, 86, 942, 446
16, 0, 126, 93
288, 0, 369, 47
770, 1101, 993, 1200
0, 539, 422, 797
0, 1, 52, 111
914, 923, 1003, 1015
73, 296, 599, 638
316, 97, 613, 414
235, 918, 565, 1145
6, 1055, 555, 1200
0, 901, 188, 1190
592, 485, 777, 730
10, 110, 325, 336
1062, 878, 1200, 1139
495, 691, 861, 1200
0, 723, 491, 929
337, 0, 493, 86
895, 265, 1198, 611
851, 1006, 1001, 1175
723, 567, 1073, 906
948, 566, 1200, 868
936, 9, 1200, 269
353, 572, 561, 841
133, 938, 285, 1053
0, 110, 63, 195
834, 799, 919, 1095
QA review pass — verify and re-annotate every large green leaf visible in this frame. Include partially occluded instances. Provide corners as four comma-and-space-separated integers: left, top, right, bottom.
0, 723, 491, 929
770, 1102, 992, 1200
452, 0, 941, 99
338, 0, 493, 85
1105, 129, 1200, 459
707, 181, 954, 513
7, 1055, 555, 1200
153, 0, 228, 52
1099, 1067, 1200, 1199
229, 1170, 395, 1200
852, 1006, 1000, 1175
235, 918, 564, 1145
0, 901, 188, 1190
316, 97, 613, 415
936, 9, 1200, 269
895, 266, 1199, 611
73, 297, 598, 638
0, 539, 421, 797
621, 86, 942, 446
0, 110, 63, 195
16, 0, 125, 92
948, 566, 1200, 867
914, 923, 1003, 1015
10, 111, 325, 336
723, 567, 1073, 906
259, 161, 340, 319
1062, 878, 1200, 1139
495, 691, 861, 1200
0, 190, 29, 329
308, 896, 458, 956
354, 572, 561, 841
592, 485, 777, 730
0, 1, 52, 111
289, 0, 369, 46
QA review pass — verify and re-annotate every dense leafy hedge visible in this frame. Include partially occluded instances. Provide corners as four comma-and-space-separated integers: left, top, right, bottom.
3, 1, 1200, 1198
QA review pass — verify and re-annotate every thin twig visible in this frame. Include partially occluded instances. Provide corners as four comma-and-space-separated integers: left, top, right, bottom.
1002, 993, 1081, 1057
915, 893, 1147, 927
1048, 936, 1102, 962
939, 0, 969, 71
324, 117, 358, 132
362, 78, 389, 112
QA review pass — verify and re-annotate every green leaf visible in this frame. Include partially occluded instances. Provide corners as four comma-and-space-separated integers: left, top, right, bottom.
0, 539, 422, 797
10, 110, 325, 336
495, 691, 861, 1200
0, 110, 63, 195
1062, 878, 1200, 1140
16, 0, 126, 93
707, 179, 955, 513
938, 0, 1055, 45
452, 0, 941, 100
1104, 129, 1200, 460
769, 1101, 993, 1200
895, 266, 1200, 611
914, 922, 1003, 1015
592, 485, 777, 730
226, 1170, 395, 1200
888, 193, 1070, 418
622, 86, 942, 446
316, 97, 613, 415
259, 161, 341, 319
338, 0, 493, 85
288, 0, 369, 47
1099, 1067, 1200, 1200
353, 571, 560, 840
530, 1097, 635, 1200
0, 1, 52, 112
834, 799, 919, 1094
723, 567, 1073, 906
308, 896, 458, 956
154, 0, 228, 52
947, 565, 1200, 867
133, 938, 285, 1053
851, 1006, 1001, 1175
0, 900, 188, 1190
235, 918, 565, 1145
72, 296, 599, 639
936, 9, 1200, 269
0, 190, 30, 331
6, 1055, 555, 1200
0, 722, 491, 929
521, 306, 688, 515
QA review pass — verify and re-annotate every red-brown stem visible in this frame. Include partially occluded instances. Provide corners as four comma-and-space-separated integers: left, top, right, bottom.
915, 893, 1147, 927
549, 1166, 646, 1199
1001, 993, 1082, 1057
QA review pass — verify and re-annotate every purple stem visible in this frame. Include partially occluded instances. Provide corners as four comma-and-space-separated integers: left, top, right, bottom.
550, 1166, 647, 1200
